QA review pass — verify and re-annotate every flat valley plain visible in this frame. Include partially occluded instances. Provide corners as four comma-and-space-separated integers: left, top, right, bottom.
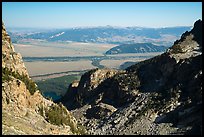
14, 39, 116, 57
14, 39, 163, 79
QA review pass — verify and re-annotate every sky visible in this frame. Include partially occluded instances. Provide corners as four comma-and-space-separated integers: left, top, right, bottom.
2, 2, 202, 29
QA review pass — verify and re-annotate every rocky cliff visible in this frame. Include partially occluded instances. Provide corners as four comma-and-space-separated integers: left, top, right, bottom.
61, 20, 202, 135
2, 22, 86, 135
2, 22, 28, 76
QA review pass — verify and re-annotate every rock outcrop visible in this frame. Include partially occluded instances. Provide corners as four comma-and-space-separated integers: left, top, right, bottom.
61, 20, 202, 135
2, 22, 28, 76
60, 68, 123, 109
2, 22, 85, 135
76, 68, 122, 105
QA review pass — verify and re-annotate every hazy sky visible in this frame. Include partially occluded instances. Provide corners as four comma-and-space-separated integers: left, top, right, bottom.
2, 2, 202, 28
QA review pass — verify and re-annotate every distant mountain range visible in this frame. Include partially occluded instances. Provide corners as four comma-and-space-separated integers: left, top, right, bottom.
8, 26, 191, 46
105, 43, 167, 54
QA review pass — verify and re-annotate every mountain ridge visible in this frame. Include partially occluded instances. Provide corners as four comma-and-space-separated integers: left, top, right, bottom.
60, 19, 202, 135
9, 26, 191, 46
105, 43, 167, 54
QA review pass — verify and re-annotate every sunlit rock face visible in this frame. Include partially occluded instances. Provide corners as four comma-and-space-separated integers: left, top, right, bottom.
2, 22, 84, 135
